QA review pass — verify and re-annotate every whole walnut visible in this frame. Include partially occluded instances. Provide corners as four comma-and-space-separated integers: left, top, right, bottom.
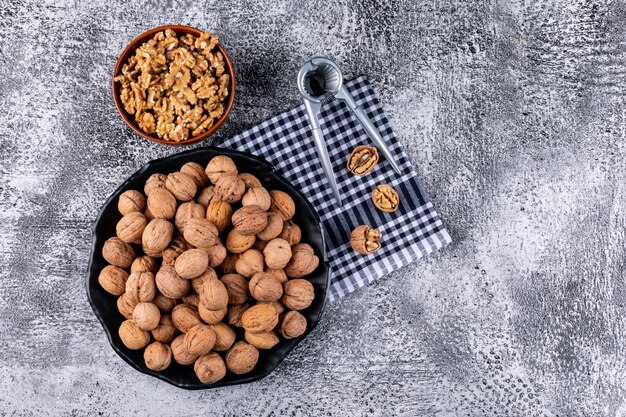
198, 303, 228, 324
171, 334, 199, 365
151, 314, 177, 343
210, 322, 237, 351
278, 220, 301, 246
119, 320, 150, 350
98, 265, 128, 296
225, 341, 259, 375
152, 292, 177, 312
239, 173, 262, 188
183, 218, 219, 248
171, 304, 202, 333
257, 212, 283, 241
204, 243, 227, 268
249, 272, 283, 302
227, 303, 250, 327
162, 236, 189, 266
284, 243, 319, 278
199, 277, 228, 311
242, 186, 271, 211
241, 303, 279, 332
175, 249, 209, 279
191, 268, 218, 294
180, 162, 209, 187
205, 155, 237, 183
214, 173, 245, 203
265, 268, 288, 284
269, 190, 295, 221
221, 252, 240, 274
175, 201, 206, 233
117, 293, 137, 319
155, 265, 190, 299
184, 324, 216, 356
144, 173, 168, 195
196, 186, 216, 207
142, 219, 174, 253
102, 237, 135, 268
132, 302, 161, 331
118, 190, 145, 215
225, 229, 256, 254
205, 200, 232, 231
263, 238, 292, 270
278, 311, 307, 339
194, 352, 226, 384
116, 211, 148, 244
234, 249, 264, 278
147, 188, 177, 219
232, 205, 268, 236
131, 256, 158, 274
125, 272, 156, 303
245, 330, 279, 350
281, 279, 315, 311
220, 273, 250, 304
144, 341, 172, 371
166, 171, 197, 201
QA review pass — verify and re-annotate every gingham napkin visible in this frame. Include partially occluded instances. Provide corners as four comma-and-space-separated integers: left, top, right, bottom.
221, 76, 451, 301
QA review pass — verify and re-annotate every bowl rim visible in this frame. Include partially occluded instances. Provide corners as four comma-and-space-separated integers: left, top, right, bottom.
85, 146, 331, 389
112, 25, 236, 146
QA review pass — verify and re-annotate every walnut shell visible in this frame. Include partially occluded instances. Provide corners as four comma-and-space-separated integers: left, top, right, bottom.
116, 211, 147, 244
234, 249, 264, 278
198, 303, 228, 324
232, 205, 268, 236
205, 155, 238, 184
281, 279, 315, 311
142, 219, 174, 253
245, 330, 279, 349
265, 268, 288, 284
284, 243, 319, 278
225, 341, 259, 374
210, 322, 237, 351
143, 206, 155, 221
131, 256, 158, 274
269, 190, 295, 221
249, 272, 283, 302
175, 249, 209, 279
221, 252, 240, 274
171, 334, 199, 365
162, 236, 189, 266
125, 271, 156, 303
152, 292, 177, 312
199, 277, 229, 310
350, 224, 382, 255
204, 243, 227, 268
191, 268, 218, 294
194, 352, 226, 384
182, 293, 200, 308
147, 188, 177, 219
132, 302, 161, 331
220, 273, 250, 305
102, 237, 135, 268
227, 303, 250, 327
119, 320, 150, 350
253, 239, 268, 252
144, 341, 172, 371
151, 313, 177, 343
166, 171, 197, 201
241, 303, 279, 332
238, 173, 262, 188
242, 186, 271, 211
144, 173, 168, 195
196, 186, 216, 207
263, 238, 292, 270
117, 293, 137, 319
175, 201, 206, 233
278, 311, 307, 339
259, 300, 285, 315
225, 229, 256, 254
214, 173, 245, 203
278, 220, 301, 246
257, 212, 283, 241
183, 218, 219, 248
205, 200, 232, 231
155, 265, 190, 299
180, 162, 209, 187
171, 304, 202, 333
184, 324, 216, 356
98, 265, 128, 296
118, 190, 145, 215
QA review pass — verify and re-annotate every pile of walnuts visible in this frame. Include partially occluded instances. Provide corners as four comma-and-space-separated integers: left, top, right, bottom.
98, 155, 320, 384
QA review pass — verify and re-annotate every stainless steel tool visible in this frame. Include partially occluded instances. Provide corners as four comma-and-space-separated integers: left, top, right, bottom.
297, 57, 401, 205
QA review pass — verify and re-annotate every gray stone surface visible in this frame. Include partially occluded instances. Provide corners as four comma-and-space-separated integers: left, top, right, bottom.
1, 0, 625, 415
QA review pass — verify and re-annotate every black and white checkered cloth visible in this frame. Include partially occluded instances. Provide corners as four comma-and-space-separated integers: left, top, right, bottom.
221, 76, 451, 301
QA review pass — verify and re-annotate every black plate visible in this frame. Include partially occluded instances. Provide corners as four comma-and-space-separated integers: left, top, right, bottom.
86, 146, 330, 390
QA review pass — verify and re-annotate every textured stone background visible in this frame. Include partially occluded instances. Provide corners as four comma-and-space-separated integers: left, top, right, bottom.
1, 0, 626, 415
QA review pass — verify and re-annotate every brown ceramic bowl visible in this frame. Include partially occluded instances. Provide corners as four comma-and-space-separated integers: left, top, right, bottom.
112, 25, 236, 145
